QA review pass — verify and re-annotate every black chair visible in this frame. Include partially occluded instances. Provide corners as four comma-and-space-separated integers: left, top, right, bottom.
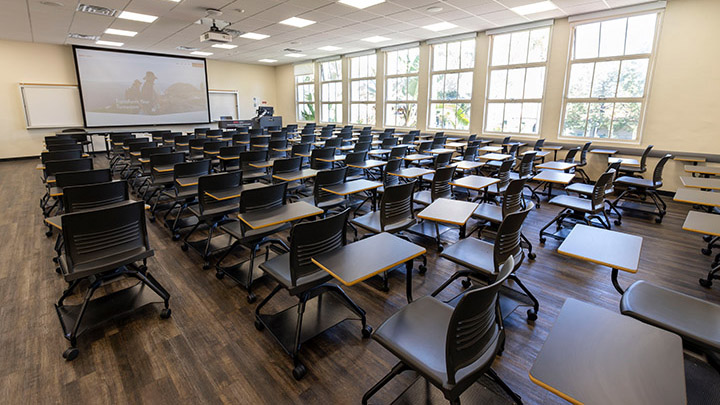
362, 256, 521, 405
439, 207, 539, 321
173, 135, 191, 154
308, 166, 347, 212
181, 171, 242, 269
41, 158, 94, 214
40, 151, 83, 171
141, 152, 185, 203
62, 180, 129, 213
218, 146, 243, 171
161, 160, 212, 240
188, 138, 208, 160
610, 154, 672, 224
485, 159, 514, 203
55, 201, 170, 361
255, 208, 371, 380
324, 137, 342, 149
310, 147, 336, 170
344, 151, 367, 181
300, 134, 316, 144
619, 145, 653, 177
574, 141, 592, 182
566, 162, 622, 218
206, 129, 223, 139
485, 144, 518, 173
413, 165, 455, 208
354, 141, 372, 153
271, 157, 303, 196
269, 139, 291, 159
351, 181, 417, 239
532, 138, 546, 162
511, 151, 540, 205
46, 143, 83, 152
387, 145, 407, 161
240, 150, 270, 182
232, 133, 250, 151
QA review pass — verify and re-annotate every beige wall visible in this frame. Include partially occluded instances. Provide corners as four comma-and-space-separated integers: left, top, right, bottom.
0, 39, 278, 159
273, 0, 720, 190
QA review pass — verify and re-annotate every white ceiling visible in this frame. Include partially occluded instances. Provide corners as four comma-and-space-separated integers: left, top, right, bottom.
2, 0, 655, 65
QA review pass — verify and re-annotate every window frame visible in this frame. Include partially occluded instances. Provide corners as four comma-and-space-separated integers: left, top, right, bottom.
558, 10, 663, 144
294, 68, 316, 123
348, 54, 378, 126
384, 47, 420, 129
427, 38, 476, 132
483, 26, 553, 137
319, 59, 343, 124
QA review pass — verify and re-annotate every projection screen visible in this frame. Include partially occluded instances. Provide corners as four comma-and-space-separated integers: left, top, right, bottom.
73, 46, 210, 127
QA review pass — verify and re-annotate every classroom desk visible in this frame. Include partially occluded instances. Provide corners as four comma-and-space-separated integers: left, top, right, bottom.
321, 180, 382, 211
412, 198, 479, 249
36, 164, 45, 170
530, 298, 686, 405
539, 145, 563, 160
477, 153, 511, 161
271, 169, 318, 182
248, 160, 277, 169
590, 148, 618, 155
521, 150, 550, 159
531, 170, 575, 201
317, 155, 346, 164
674, 187, 720, 209
387, 167, 434, 179
680, 176, 720, 190
536, 161, 578, 171
445, 142, 466, 149
451, 160, 484, 172
218, 155, 240, 161
346, 159, 386, 170
675, 156, 706, 165
153, 165, 175, 173
403, 153, 432, 164
205, 183, 266, 201
478, 145, 502, 153
685, 165, 720, 177
238, 201, 323, 230
429, 148, 455, 154
608, 157, 640, 166
449, 175, 500, 201
45, 202, 150, 230
683, 211, 720, 286
312, 232, 426, 303
176, 177, 200, 187
367, 148, 391, 157
557, 224, 642, 294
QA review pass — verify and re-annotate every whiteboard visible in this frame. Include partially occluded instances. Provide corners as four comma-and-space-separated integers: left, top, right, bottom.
209, 91, 239, 121
20, 84, 84, 129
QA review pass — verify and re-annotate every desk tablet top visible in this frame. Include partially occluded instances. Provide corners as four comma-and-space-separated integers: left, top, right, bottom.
417, 198, 479, 225
683, 211, 720, 237
590, 148, 618, 155
153, 165, 175, 173
680, 176, 720, 190
321, 179, 381, 196
272, 168, 318, 182
430, 148, 455, 154
539, 145, 563, 151
205, 182, 266, 201
176, 177, 200, 187
609, 157, 639, 166
445, 142, 466, 148
238, 201, 322, 230
450, 175, 499, 191
558, 224, 642, 273
346, 159, 386, 169
317, 154, 346, 162
522, 150, 549, 157
311, 232, 426, 286
536, 161, 577, 171
404, 153, 431, 161
685, 165, 720, 175
674, 187, 720, 207
533, 170, 575, 184
478, 145, 502, 152
675, 156, 706, 163
388, 167, 434, 179
478, 153, 511, 161
452, 160, 484, 171
530, 298, 685, 405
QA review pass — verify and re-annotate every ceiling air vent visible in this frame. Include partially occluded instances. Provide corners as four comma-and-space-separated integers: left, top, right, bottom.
284, 48, 302, 53
68, 33, 100, 41
176, 46, 198, 51
76, 4, 117, 17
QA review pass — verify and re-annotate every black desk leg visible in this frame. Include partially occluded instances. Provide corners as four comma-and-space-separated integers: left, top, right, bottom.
547, 183, 554, 200
372, 189, 377, 211
611, 268, 625, 295
405, 260, 413, 303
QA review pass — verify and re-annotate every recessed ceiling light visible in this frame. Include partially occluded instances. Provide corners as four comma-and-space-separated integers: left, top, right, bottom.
95, 40, 123, 46
426, 6, 443, 13
211, 44, 237, 49
40, 1, 64, 7
362, 35, 390, 43
318, 46, 341, 51
118, 11, 158, 23
279, 17, 316, 28
423, 22, 458, 32
104, 28, 137, 37
510, 1, 558, 15
338, 0, 385, 9
239, 32, 269, 40
167, 0, 182, 2
259, 59, 278, 63
191, 51, 213, 56
285, 53, 306, 58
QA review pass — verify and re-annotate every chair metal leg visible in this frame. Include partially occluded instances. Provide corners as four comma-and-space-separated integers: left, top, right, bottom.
431, 270, 474, 297
509, 274, 539, 319
361, 362, 409, 405
487, 368, 523, 404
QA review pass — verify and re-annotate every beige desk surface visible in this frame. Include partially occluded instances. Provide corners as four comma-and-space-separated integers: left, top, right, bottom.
682, 211, 720, 237
557, 224, 642, 273
417, 198, 479, 226
533, 170, 575, 185
450, 175, 500, 191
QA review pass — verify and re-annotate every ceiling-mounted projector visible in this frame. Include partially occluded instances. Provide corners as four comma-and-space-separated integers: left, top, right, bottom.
201, 29, 232, 43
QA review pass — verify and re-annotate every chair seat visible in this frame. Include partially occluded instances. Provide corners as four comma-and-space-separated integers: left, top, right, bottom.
373, 296, 500, 390
615, 176, 659, 189
565, 183, 614, 196
220, 219, 290, 242
421, 173, 435, 182
188, 204, 238, 220
472, 203, 502, 223
548, 195, 600, 212
620, 281, 720, 352
60, 247, 154, 281
163, 187, 197, 200
619, 165, 644, 173
350, 211, 415, 234
413, 190, 432, 206
259, 253, 333, 295
440, 237, 495, 277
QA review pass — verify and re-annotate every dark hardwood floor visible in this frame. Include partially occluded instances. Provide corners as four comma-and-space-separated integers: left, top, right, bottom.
3, 156, 719, 404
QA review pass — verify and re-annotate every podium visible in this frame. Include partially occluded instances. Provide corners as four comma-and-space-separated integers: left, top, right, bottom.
252, 116, 282, 130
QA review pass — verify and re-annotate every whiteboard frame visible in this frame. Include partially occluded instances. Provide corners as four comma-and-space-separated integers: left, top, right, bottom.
19, 83, 84, 129
208, 90, 240, 121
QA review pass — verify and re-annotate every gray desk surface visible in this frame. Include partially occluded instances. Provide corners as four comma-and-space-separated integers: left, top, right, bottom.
430, 148, 455, 154
403, 153, 432, 161
557, 224, 642, 273
674, 187, 720, 207
346, 159, 386, 169
271, 168, 318, 182
590, 148, 618, 155
205, 183, 266, 201
536, 161, 578, 171
680, 176, 720, 190
675, 156, 706, 163
609, 157, 640, 166
682, 211, 720, 237
451, 160, 484, 171
530, 298, 686, 405
478, 153, 511, 161
321, 179, 382, 196
311, 232, 426, 286
176, 176, 200, 187
685, 165, 720, 176
388, 167, 434, 179
539, 145, 563, 151
478, 145, 502, 153
533, 170, 575, 185
317, 155, 346, 163
238, 201, 322, 230
417, 198, 479, 226
450, 175, 499, 191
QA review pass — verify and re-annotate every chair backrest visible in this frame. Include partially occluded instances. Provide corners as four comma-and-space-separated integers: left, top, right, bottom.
41, 150, 82, 163
300, 134, 316, 144
354, 142, 372, 152
564, 147, 579, 163
467, 134, 477, 143
534, 138, 545, 151
240, 150, 269, 173
249, 128, 264, 136
239, 181, 286, 214
580, 142, 592, 164
463, 145, 479, 161
445, 256, 515, 385
291, 143, 312, 158
194, 127, 210, 136
250, 136, 269, 149
233, 133, 250, 146
149, 152, 185, 170
345, 151, 367, 165
417, 141, 432, 154
61, 201, 151, 272
517, 152, 535, 178
140, 146, 172, 159
47, 143, 83, 152
495, 159, 514, 192
401, 134, 415, 145
358, 134, 373, 144
381, 138, 398, 149
652, 154, 672, 186
45, 158, 93, 177
388, 146, 407, 160
383, 159, 402, 187
310, 147, 335, 170
301, 127, 315, 135
501, 179, 528, 217
189, 138, 208, 152
493, 207, 530, 274
590, 171, 614, 209
55, 168, 112, 189
129, 141, 156, 153
46, 138, 77, 146
434, 152, 453, 169
507, 143, 519, 159
174, 159, 212, 179
198, 171, 243, 215
380, 181, 415, 232
288, 208, 349, 286
430, 166, 456, 201
62, 180, 129, 213
638, 145, 654, 170
324, 137, 342, 148
314, 167, 347, 203
219, 146, 243, 159
432, 136, 447, 148
272, 157, 302, 177
203, 141, 227, 153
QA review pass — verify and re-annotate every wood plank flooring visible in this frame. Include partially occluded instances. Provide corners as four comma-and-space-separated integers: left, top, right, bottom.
2, 157, 719, 404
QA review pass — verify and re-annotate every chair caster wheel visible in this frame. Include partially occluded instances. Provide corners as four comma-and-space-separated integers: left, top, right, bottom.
149, 216, 156, 223
418, 264, 427, 275
63, 347, 79, 361
655, 217, 662, 224
172, 234, 181, 241
704, 235, 713, 242
247, 293, 257, 304
527, 309, 538, 322
292, 364, 307, 380
438, 245, 444, 253
202, 262, 211, 270
614, 219, 622, 226
254, 319, 264, 331
528, 252, 536, 260
380, 285, 390, 293
702, 248, 712, 256
361, 325, 373, 338
45, 230, 53, 238
462, 279, 472, 289
215, 271, 224, 280
699, 278, 713, 288
181, 244, 188, 252
160, 308, 172, 319
52, 256, 58, 263
55, 267, 61, 274
539, 237, 546, 244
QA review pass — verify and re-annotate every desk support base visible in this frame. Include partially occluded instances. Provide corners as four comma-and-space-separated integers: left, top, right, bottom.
611, 268, 625, 295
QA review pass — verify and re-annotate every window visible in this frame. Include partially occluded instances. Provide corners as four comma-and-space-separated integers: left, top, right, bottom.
485, 26, 551, 135
561, 12, 660, 141
319, 60, 342, 123
429, 39, 475, 131
385, 47, 419, 128
295, 64, 315, 122
349, 54, 377, 125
